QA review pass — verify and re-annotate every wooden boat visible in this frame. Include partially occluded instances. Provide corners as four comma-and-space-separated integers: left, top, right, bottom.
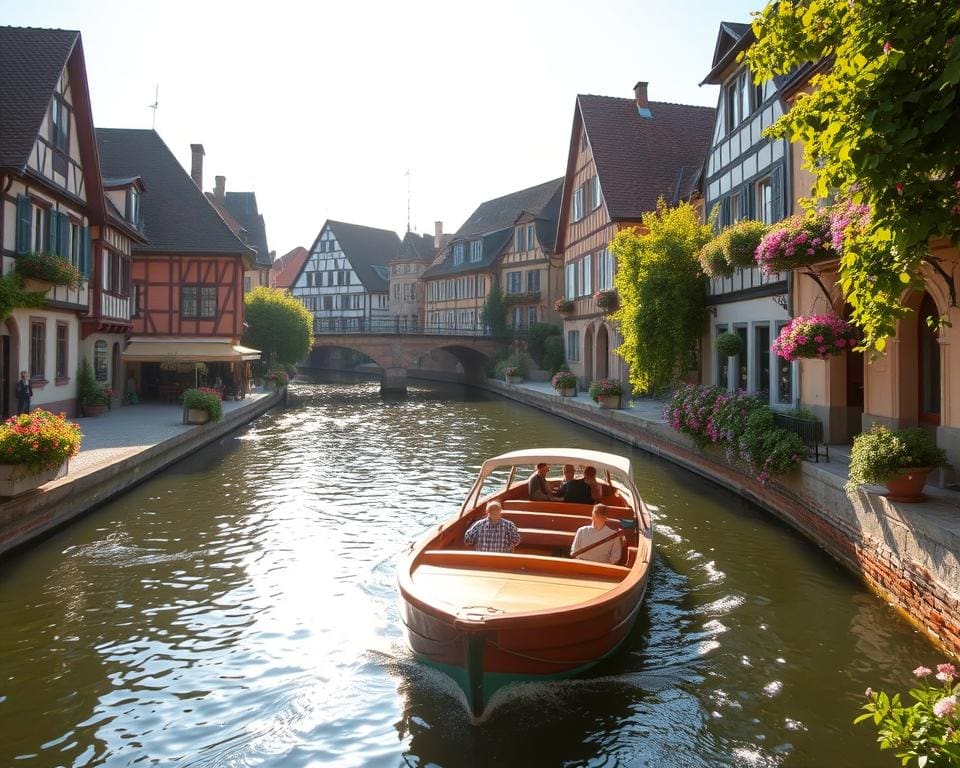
397, 448, 654, 717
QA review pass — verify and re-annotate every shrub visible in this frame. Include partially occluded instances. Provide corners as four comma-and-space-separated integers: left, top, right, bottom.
543, 335, 565, 375
856, 662, 960, 767
495, 357, 523, 379
551, 370, 577, 390
0, 409, 82, 474
77, 357, 108, 407
847, 426, 948, 490
725, 220, 769, 268
773, 314, 859, 361
182, 388, 223, 422
588, 378, 622, 400
663, 384, 804, 482
527, 323, 562, 366
699, 235, 733, 278
716, 331, 742, 358
14, 252, 83, 288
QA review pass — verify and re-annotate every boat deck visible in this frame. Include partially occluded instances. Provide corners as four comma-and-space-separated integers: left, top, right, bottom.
412, 560, 624, 615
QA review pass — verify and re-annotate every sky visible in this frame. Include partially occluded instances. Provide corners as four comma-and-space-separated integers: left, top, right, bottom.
1, 0, 763, 257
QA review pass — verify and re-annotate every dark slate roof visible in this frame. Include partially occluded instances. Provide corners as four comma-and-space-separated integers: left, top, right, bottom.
533, 182, 563, 253
456, 178, 564, 238
702, 21, 754, 85
393, 231, 436, 263
96, 128, 255, 258
422, 228, 513, 279
223, 191, 272, 268
575, 96, 714, 220
324, 220, 400, 292
0, 27, 78, 169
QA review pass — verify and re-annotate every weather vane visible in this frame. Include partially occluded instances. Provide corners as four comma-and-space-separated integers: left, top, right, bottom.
148, 85, 159, 130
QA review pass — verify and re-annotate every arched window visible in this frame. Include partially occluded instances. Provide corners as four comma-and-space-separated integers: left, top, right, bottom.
94, 340, 108, 382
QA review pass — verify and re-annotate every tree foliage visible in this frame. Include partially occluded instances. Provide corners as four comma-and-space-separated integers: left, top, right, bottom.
242, 286, 313, 367
480, 278, 508, 337
745, 0, 960, 351
0, 273, 44, 323
611, 201, 713, 396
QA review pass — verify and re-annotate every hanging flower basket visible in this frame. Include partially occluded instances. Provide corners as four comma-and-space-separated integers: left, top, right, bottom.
14, 252, 83, 289
772, 314, 859, 361
554, 298, 575, 314
504, 291, 541, 304
716, 331, 742, 358
725, 220, 768, 269
594, 289, 619, 312
755, 211, 834, 275
699, 236, 733, 278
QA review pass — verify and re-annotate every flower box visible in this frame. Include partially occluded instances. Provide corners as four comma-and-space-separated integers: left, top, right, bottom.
505, 374, 523, 384
82, 404, 105, 417
554, 299, 575, 314
596, 394, 620, 409
773, 314, 859, 361
185, 408, 210, 425
593, 289, 619, 312
22, 276, 53, 293
558, 387, 577, 397
0, 460, 68, 497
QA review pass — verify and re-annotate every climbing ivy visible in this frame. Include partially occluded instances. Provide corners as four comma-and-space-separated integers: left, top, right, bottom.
0, 273, 45, 322
745, 0, 960, 352
611, 201, 714, 396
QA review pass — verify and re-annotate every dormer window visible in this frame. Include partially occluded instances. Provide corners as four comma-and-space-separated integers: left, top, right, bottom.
50, 95, 68, 152
725, 70, 765, 134
453, 242, 465, 265
469, 239, 483, 262
126, 188, 142, 228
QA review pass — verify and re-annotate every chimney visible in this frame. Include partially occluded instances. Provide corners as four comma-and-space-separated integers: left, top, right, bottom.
434, 221, 444, 248
215, 175, 226, 201
633, 81, 652, 118
190, 144, 205, 188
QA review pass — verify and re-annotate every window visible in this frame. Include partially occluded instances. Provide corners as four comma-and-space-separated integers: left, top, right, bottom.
181, 286, 198, 317
572, 185, 585, 222
735, 325, 749, 390
244, 275, 252, 293
94, 340, 108, 382
757, 177, 774, 224
51, 95, 69, 152
526, 270, 540, 293
507, 271, 522, 294
716, 324, 730, 390
322, 295, 333, 310
591, 176, 602, 210
565, 263, 577, 299
55, 323, 68, 381
70, 221, 80, 268
580, 253, 592, 296
34, 205, 49, 253
516, 227, 523, 252
597, 248, 614, 290
776, 321, 793, 404
477, 275, 486, 297
567, 330, 580, 362
30, 320, 45, 379
453, 242, 465, 265
127, 188, 142, 228
469, 239, 483, 262
527, 307, 538, 327
512, 305, 523, 328
754, 323, 771, 397
132, 283, 141, 316
526, 224, 535, 251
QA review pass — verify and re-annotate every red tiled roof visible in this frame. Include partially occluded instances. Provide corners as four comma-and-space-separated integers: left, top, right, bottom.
271, 246, 309, 290
577, 96, 715, 222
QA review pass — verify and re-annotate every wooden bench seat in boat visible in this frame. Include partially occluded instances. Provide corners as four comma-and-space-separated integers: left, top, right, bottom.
501, 499, 631, 517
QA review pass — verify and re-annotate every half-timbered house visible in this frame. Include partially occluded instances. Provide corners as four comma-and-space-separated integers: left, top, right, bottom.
294, 220, 399, 333
423, 179, 563, 334
0, 27, 104, 416
556, 83, 713, 386
96, 128, 260, 399
388, 231, 435, 331
700, 22, 795, 408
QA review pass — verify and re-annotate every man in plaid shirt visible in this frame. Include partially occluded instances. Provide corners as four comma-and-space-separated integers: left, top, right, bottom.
464, 501, 521, 552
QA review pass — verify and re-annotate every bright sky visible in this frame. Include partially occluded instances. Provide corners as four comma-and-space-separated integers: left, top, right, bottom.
2, 0, 762, 257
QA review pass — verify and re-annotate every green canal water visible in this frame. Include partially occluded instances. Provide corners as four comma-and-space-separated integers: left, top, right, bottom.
0, 376, 938, 766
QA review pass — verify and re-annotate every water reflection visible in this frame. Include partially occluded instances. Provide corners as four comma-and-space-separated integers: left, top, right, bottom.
0, 376, 937, 767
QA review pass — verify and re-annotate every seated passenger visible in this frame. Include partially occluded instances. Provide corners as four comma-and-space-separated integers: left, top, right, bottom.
571, 504, 622, 564
527, 462, 556, 501
582, 465, 603, 503
464, 501, 521, 553
560, 464, 593, 504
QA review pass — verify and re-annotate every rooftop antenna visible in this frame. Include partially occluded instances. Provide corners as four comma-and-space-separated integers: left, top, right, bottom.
148, 85, 159, 129
405, 169, 411, 233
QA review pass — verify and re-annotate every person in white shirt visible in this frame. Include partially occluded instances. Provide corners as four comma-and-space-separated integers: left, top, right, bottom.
571, 504, 622, 564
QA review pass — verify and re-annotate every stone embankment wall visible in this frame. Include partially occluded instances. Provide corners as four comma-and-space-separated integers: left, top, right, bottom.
0, 392, 281, 558
487, 380, 960, 656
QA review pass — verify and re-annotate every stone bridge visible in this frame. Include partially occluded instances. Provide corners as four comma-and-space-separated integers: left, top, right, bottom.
309, 331, 507, 392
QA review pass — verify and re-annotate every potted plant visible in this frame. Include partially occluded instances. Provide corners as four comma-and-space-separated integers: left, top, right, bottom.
182, 387, 223, 425
0, 409, 81, 496
755, 209, 834, 275
554, 298, 575, 314
551, 369, 578, 397
589, 378, 623, 409
77, 357, 109, 416
773, 314, 859, 361
716, 331, 742, 358
846, 425, 948, 501
14, 251, 83, 292
594, 289, 619, 313
263, 369, 289, 390
724, 220, 769, 269
502, 365, 522, 384
699, 235, 734, 278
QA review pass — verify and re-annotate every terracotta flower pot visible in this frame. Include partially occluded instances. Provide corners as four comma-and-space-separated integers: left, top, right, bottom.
557, 387, 577, 397
83, 404, 105, 417
883, 467, 932, 503
185, 408, 211, 425
596, 394, 621, 409
505, 375, 523, 385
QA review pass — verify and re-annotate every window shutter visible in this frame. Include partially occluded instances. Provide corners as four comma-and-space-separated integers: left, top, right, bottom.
80, 226, 92, 277
15, 195, 32, 254
740, 188, 751, 221
771, 166, 783, 223
56, 212, 69, 258
48, 210, 57, 253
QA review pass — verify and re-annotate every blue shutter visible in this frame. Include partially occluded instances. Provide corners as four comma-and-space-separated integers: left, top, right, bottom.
79, 226, 91, 278
15, 195, 32, 254
47, 210, 57, 254
771, 166, 783, 223
56, 212, 69, 258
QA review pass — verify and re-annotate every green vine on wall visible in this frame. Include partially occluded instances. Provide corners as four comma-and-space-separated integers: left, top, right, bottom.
0, 273, 46, 323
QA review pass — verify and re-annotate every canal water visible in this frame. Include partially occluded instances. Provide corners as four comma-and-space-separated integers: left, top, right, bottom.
0, 377, 937, 767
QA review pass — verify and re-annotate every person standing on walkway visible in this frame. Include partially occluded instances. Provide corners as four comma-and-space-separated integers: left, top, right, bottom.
16, 370, 32, 414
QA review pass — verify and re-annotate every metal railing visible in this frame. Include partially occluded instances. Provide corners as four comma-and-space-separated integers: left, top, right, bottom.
312, 319, 538, 339
772, 412, 829, 463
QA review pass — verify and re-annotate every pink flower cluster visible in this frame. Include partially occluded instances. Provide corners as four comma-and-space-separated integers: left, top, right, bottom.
772, 314, 859, 362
